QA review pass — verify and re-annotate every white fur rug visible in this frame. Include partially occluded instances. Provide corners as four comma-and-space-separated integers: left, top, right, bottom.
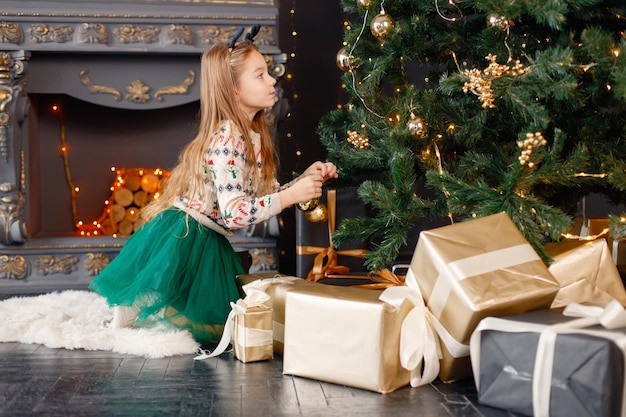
0, 290, 199, 358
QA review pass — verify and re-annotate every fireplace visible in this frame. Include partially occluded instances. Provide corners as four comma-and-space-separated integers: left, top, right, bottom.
0, 0, 286, 292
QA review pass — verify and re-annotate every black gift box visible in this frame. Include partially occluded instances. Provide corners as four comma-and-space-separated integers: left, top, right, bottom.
295, 187, 370, 279
470, 308, 626, 417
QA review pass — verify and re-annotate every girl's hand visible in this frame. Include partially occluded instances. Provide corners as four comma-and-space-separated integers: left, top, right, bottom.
279, 174, 324, 208
302, 161, 339, 182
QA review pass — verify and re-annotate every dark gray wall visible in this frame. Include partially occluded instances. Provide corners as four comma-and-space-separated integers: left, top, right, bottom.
276, 1, 345, 275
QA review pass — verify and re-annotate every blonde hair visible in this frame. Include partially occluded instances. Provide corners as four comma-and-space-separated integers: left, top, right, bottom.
142, 41, 278, 221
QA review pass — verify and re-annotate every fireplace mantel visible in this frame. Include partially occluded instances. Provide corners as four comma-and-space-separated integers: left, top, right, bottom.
0, 0, 285, 292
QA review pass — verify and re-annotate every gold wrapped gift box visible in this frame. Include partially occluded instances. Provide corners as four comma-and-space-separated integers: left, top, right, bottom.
546, 238, 626, 308
406, 212, 560, 382
282, 284, 413, 394
194, 284, 273, 363
237, 273, 320, 354
232, 304, 274, 363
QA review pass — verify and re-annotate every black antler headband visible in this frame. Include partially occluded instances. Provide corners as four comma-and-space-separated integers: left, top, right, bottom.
229, 25, 261, 50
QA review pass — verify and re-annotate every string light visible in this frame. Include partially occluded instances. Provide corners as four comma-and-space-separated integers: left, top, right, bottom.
561, 229, 609, 241
53, 103, 80, 228
286, 0, 299, 159
344, 6, 385, 119
77, 167, 170, 237
574, 172, 608, 178
435, 0, 463, 22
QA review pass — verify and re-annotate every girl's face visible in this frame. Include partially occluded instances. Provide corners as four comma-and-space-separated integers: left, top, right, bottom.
235, 49, 277, 121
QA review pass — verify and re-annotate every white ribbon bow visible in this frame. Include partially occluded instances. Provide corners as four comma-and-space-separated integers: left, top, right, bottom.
241, 276, 297, 295
379, 286, 441, 387
194, 288, 271, 360
405, 268, 470, 359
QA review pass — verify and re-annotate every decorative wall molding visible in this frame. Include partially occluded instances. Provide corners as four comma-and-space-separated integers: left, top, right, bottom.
0, 1, 281, 55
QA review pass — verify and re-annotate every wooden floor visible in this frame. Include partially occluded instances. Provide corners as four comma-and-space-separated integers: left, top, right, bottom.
0, 340, 522, 417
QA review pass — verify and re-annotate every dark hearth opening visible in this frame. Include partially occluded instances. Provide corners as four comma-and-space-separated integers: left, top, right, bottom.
29, 94, 198, 238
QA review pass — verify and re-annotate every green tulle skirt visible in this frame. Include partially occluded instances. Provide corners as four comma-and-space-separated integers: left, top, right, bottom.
88, 208, 244, 343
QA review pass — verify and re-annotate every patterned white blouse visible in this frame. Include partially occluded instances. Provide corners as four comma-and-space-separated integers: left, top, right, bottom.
174, 120, 291, 235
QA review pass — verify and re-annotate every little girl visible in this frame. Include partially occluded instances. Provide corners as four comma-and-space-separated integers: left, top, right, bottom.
89, 28, 338, 344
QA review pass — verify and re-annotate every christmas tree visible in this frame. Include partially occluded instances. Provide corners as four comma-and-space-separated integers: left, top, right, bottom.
318, 0, 626, 272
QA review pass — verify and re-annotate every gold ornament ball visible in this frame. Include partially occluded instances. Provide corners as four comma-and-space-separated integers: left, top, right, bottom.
336, 47, 354, 72
305, 203, 328, 224
297, 198, 319, 212
356, 0, 371, 8
406, 114, 429, 139
370, 12, 394, 39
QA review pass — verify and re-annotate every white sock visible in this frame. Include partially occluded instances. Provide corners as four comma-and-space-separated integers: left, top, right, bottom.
110, 305, 138, 329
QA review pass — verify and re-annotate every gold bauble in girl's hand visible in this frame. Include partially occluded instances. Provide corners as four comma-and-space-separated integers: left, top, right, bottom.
304, 203, 328, 224
370, 11, 394, 39
297, 198, 319, 212
406, 113, 429, 139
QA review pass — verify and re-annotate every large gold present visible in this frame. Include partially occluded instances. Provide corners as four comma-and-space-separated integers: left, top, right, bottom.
406, 211, 560, 382
282, 284, 441, 394
237, 273, 320, 354
545, 238, 626, 308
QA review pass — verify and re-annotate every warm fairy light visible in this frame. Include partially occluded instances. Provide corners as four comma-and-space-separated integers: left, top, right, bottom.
76, 167, 170, 237
574, 172, 608, 178
613, 49, 620, 58
562, 229, 609, 241
296, 150, 302, 156
74, 186, 79, 193
61, 146, 67, 153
